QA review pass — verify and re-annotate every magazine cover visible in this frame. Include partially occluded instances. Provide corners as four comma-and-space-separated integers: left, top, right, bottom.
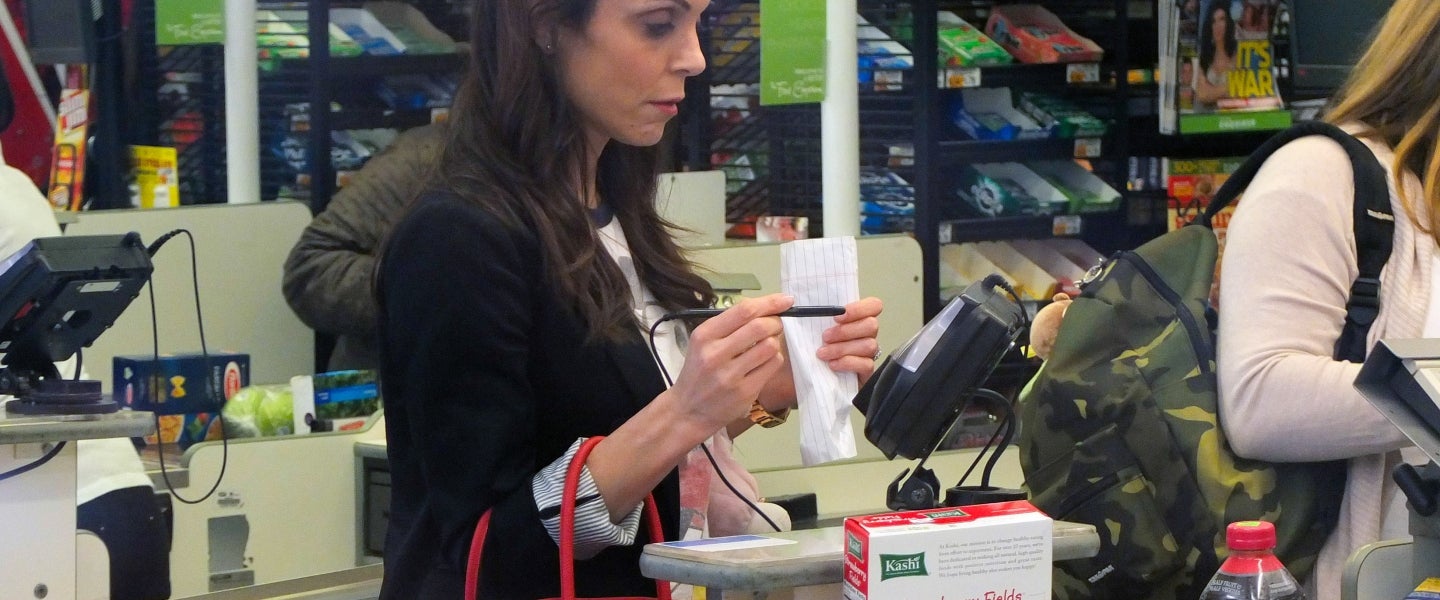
1167, 156, 1245, 308
1175, 0, 1290, 133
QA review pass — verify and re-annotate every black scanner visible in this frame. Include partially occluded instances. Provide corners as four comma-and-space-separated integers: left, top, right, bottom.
0, 233, 152, 413
853, 278, 1025, 461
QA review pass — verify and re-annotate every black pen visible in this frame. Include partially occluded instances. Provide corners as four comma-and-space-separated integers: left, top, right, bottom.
663, 305, 846, 321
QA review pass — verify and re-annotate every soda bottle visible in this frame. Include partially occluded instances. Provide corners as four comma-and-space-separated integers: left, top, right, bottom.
1199, 520, 1306, 599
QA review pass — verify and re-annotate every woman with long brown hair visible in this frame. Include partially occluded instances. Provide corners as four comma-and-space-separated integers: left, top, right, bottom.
375, 1, 883, 598
1217, 2, 1440, 598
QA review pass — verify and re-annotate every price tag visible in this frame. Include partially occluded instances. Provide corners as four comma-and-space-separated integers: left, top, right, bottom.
1074, 138, 1102, 158
1066, 63, 1101, 84
939, 223, 955, 245
1052, 215, 1083, 236
942, 67, 982, 89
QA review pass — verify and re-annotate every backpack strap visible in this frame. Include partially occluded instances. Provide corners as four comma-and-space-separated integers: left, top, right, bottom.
1200, 121, 1394, 363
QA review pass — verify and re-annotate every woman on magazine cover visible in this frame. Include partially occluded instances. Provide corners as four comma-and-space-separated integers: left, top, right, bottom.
1195, 1, 1238, 107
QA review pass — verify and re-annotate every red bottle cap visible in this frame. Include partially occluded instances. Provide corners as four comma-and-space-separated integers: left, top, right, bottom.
1226, 520, 1277, 551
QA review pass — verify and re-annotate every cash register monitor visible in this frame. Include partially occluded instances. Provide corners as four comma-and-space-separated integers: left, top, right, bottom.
853, 278, 1025, 461
0, 233, 152, 406
1354, 338, 1440, 465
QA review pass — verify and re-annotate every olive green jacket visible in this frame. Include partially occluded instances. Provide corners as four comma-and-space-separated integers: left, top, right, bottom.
282, 123, 446, 371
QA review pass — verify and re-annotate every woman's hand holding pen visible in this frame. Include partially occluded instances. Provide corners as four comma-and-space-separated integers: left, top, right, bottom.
590, 294, 795, 522
664, 293, 797, 432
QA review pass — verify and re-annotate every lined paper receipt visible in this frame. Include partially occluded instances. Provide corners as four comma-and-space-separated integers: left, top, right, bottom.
781, 236, 859, 465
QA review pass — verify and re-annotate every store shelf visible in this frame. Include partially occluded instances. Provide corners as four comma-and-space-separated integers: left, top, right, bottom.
938, 135, 1110, 164
1128, 115, 1281, 158
329, 107, 441, 131
937, 210, 1116, 245
936, 61, 1110, 90
275, 52, 464, 81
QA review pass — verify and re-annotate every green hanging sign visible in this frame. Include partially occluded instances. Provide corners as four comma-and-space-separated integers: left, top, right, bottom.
760, 0, 826, 106
156, 0, 225, 46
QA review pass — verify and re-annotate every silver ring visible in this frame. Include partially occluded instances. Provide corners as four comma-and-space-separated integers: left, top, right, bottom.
873, 348, 883, 360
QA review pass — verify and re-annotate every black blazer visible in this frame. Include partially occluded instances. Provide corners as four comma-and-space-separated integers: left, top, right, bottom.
376, 193, 680, 599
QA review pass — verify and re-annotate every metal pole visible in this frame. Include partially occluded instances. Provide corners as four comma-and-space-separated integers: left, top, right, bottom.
224, 0, 259, 203
821, 0, 859, 237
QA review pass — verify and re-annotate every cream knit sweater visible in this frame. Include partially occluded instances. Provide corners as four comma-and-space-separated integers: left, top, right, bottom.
1217, 125, 1431, 600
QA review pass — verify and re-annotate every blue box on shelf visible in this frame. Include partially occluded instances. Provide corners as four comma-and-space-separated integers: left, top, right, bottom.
114, 352, 250, 416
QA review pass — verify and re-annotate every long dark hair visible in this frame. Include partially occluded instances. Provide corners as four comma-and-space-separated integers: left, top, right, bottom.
431, 0, 714, 342
1199, 4, 1237, 73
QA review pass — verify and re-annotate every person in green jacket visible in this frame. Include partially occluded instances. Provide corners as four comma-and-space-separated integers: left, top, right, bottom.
282, 122, 445, 371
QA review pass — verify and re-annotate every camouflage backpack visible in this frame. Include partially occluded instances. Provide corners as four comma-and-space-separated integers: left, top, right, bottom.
1017, 121, 1395, 600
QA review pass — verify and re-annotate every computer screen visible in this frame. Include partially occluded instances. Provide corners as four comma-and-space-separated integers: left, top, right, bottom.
1355, 338, 1440, 466
0, 234, 151, 368
21, 0, 96, 65
1288, 0, 1393, 94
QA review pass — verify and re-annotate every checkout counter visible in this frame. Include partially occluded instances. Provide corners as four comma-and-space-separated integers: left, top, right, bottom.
0, 410, 154, 599
14, 190, 1103, 599
354, 436, 1099, 599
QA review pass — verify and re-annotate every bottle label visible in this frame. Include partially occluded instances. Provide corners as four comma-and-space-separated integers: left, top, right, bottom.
1201, 557, 1305, 599
1202, 574, 1303, 598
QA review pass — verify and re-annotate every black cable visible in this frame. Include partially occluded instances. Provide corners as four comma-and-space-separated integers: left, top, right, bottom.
0, 441, 66, 482
983, 274, 1031, 357
74, 349, 83, 381
648, 314, 784, 533
953, 388, 1013, 489
980, 392, 1016, 488
147, 229, 228, 505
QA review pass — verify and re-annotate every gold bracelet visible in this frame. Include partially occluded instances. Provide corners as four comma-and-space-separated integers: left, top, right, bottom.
748, 401, 788, 428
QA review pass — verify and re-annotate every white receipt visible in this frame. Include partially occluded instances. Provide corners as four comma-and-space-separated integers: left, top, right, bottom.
780, 236, 859, 466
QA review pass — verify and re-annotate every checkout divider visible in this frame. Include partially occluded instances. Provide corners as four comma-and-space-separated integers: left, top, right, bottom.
168, 416, 385, 597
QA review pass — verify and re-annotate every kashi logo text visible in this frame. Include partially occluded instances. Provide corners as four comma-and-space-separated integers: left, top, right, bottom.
879, 552, 927, 580
846, 533, 864, 560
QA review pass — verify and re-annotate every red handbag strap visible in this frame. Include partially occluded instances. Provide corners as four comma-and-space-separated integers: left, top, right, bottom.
465, 436, 672, 600
562, 436, 672, 600
464, 509, 492, 600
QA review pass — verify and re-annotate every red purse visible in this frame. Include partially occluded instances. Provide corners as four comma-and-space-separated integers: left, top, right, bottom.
464, 436, 673, 600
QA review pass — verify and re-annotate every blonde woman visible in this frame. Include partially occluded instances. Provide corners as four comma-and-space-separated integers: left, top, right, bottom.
1217, 2, 1440, 598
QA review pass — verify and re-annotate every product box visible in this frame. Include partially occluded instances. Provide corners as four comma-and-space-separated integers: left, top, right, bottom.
151, 412, 225, 449
984, 4, 1104, 64
939, 243, 1005, 293
1017, 92, 1108, 139
954, 162, 1069, 217
292, 370, 381, 433
860, 168, 915, 235
950, 88, 1047, 141
331, 8, 407, 55
363, 1, 458, 55
857, 14, 913, 92
255, 10, 363, 67
377, 74, 454, 110
114, 352, 250, 416
937, 11, 1013, 67
842, 501, 1052, 600
1025, 160, 1121, 214
974, 240, 1060, 301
